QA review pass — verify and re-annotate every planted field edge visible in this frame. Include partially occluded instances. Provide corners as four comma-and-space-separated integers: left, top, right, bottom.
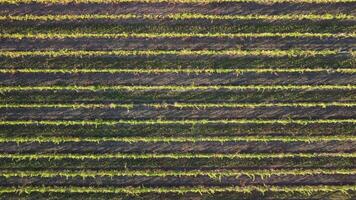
0, 14, 354, 21
1, 168, 355, 178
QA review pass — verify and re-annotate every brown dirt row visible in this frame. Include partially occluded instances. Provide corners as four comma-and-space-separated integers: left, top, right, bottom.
1, 106, 356, 120
0, 174, 355, 187
0, 141, 354, 154
1, 73, 355, 86
1, 123, 355, 137
1, 37, 354, 51
2, 90, 356, 104
0, 54, 352, 69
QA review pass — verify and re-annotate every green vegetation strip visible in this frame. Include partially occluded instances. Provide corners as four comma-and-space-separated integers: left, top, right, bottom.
1, 119, 356, 126
1, 68, 356, 74
1, 169, 355, 179
0, 50, 345, 58
0, 14, 353, 21
0, 85, 355, 92
2, 102, 356, 109
1, 33, 355, 39
0, 185, 355, 195
1, 135, 356, 144
1, 153, 355, 160
1, 0, 355, 4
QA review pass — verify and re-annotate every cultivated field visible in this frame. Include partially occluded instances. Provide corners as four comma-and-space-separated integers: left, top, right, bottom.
0, 0, 355, 199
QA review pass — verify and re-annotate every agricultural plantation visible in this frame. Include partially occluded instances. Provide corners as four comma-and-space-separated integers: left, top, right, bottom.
0, 0, 355, 199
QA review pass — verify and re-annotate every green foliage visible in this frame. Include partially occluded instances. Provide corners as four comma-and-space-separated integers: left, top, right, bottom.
1, 168, 355, 179
0, 14, 354, 21
0, 185, 355, 195
0, 49, 344, 58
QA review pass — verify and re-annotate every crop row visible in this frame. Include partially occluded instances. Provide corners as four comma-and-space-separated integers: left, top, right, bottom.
2, 102, 356, 109
1, 185, 356, 195
2, 32, 355, 39
0, 14, 354, 21
0, 50, 346, 58
1, 168, 355, 179
1, 152, 355, 160
1, 68, 356, 74
1, 135, 356, 144
0, 85, 355, 92
1, 155, 354, 171
1, 119, 356, 126
1, 0, 354, 4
